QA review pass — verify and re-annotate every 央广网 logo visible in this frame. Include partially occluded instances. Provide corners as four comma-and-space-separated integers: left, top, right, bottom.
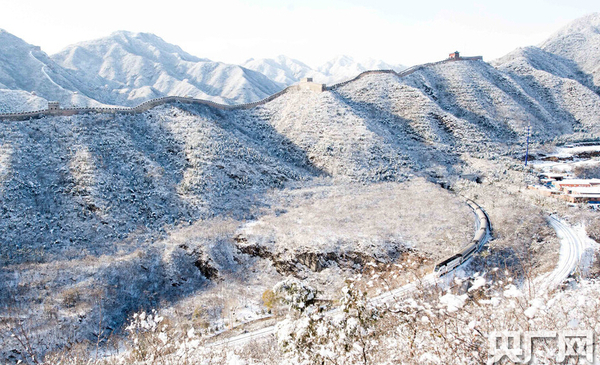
489, 330, 594, 364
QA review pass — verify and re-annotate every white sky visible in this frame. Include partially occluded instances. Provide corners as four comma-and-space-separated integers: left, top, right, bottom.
0, 0, 597, 68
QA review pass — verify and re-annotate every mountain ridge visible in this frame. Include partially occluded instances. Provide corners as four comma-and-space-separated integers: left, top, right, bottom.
243, 54, 406, 86
539, 12, 600, 88
51, 30, 284, 106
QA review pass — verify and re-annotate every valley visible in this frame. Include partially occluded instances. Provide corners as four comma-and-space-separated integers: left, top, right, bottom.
0, 12, 600, 365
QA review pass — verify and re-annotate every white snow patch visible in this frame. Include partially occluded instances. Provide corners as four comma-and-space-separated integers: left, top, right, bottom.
439, 293, 468, 312
503, 285, 523, 298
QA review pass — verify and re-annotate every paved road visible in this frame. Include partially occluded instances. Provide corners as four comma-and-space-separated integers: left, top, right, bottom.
541, 216, 585, 291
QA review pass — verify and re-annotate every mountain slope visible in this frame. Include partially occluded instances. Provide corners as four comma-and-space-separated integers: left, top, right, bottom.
491, 13, 600, 135
540, 12, 600, 88
326, 59, 600, 147
242, 55, 315, 86
3, 57, 600, 361
0, 89, 48, 113
492, 46, 600, 135
318, 55, 405, 84
10, 58, 590, 263
243, 55, 406, 86
51, 31, 284, 106
0, 29, 107, 110
5, 60, 550, 268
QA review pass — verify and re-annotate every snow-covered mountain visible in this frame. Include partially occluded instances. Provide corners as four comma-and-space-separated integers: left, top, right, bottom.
51, 31, 284, 106
243, 55, 405, 86
242, 55, 315, 86
491, 13, 600, 137
540, 12, 600, 88
3, 57, 599, 275
317, 55, 405, 84
0, 30, 406, 111
6, 15, 600, 361
0, 29, 107, 111
0, 89, 48, 113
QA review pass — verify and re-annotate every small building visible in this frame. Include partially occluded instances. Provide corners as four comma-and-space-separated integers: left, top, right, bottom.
47, 101, 60, 111
539, 172, 566, 181
449, 51, 460, 60
561, 191, 600, 203
552, 179, 600, 191
530, 185, 562, 197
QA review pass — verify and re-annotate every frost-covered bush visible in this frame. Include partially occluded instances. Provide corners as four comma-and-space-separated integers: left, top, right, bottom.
275, 280, 379, 364
125, 310, 172, 362
124, 310, 204, 364
574, 164, 600, 179
273, 278, 319, 313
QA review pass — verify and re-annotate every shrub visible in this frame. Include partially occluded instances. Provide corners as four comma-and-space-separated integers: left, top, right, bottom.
262, 289, 276, 311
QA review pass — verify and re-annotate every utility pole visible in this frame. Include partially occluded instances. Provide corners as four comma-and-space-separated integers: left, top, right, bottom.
524, 123, 531, 166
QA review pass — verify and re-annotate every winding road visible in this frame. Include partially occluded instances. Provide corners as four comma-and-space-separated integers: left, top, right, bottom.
540, 216, 586, 291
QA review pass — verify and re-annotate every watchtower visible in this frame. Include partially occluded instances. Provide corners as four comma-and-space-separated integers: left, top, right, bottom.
47, 101, 60, 111
299, 77, 325, 93
449, 51, 460, 60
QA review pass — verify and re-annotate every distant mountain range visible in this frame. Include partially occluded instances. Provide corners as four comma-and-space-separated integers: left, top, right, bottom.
242, 55, 405, 86
0, 30, 407, 113
1, 12, 600, 118
51, 31, 283, 107
0, 29, 108, 112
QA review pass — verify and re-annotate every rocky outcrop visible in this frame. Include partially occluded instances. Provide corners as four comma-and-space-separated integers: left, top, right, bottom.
234, 234, 406, 275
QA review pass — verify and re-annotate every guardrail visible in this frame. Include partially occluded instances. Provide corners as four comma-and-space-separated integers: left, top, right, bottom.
0, 56, 482, 121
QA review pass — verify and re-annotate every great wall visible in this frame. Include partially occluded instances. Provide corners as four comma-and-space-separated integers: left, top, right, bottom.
0, 53, 482, 121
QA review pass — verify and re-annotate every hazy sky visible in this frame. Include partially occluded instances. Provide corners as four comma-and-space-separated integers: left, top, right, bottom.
0, 0, 597, 67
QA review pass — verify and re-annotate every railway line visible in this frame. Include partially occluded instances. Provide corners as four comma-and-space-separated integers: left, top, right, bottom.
207, 198, 492, 348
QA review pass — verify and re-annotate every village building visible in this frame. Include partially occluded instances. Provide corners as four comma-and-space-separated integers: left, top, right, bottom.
552, 179, 600, 191
530, 176, 600, 205
559, 186, 600, 203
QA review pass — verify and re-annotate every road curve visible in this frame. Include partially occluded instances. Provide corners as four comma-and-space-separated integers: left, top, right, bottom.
541, 216, 585, 291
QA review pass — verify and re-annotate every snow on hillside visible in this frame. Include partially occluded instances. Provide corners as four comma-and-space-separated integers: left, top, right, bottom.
52, 31, 284, 106
195, 59, 600, 183
404, 59, 600, 139
6, 58, 572, 278
243, 55, 406, 86
0, 104, 314, 266
0, 29, 107, 110
0, 89, 48, 113
540, 12, 600, 87
492, 46, 594, 88
242, 55, 314, 86
493, 46, 600, 135
318, 55, 405, 84
3, 55, 600, 362
235, 179, 473, 272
